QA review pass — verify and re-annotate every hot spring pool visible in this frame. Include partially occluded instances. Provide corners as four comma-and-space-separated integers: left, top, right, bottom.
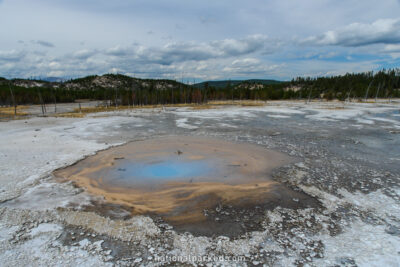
54, 136, 318, 236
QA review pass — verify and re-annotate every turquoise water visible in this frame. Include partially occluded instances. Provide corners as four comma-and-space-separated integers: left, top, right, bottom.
95, 157, 218, 187
118, 159, 213, 180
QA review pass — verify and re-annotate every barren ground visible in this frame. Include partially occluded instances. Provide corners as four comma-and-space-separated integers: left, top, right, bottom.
1, 100, 400, 266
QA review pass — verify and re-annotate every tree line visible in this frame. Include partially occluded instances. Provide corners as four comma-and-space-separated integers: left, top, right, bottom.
290, 69, 400, 101
1, 69, 399, 108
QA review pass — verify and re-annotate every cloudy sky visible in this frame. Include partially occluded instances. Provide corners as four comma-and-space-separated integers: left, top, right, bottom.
0, 0, 400, 81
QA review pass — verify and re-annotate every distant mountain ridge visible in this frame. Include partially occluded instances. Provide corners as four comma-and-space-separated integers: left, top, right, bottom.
193, 79, 283, 88
1, 69, 399, 106
1, 74, 284, 90
1, 75, 284, 91
1, 74, 185, 90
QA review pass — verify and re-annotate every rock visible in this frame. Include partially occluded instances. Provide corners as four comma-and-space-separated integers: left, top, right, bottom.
134, 258, 143, 263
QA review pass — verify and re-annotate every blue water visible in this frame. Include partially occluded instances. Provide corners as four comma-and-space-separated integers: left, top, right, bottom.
111, 158, 215, 182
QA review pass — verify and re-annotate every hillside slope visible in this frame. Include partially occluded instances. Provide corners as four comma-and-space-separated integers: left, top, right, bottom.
193, 79, 283, 89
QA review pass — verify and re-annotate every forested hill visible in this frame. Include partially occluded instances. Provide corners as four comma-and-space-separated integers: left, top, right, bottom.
290, 69, 400, 100
0, 74, 189, 105
1, 74, 183, 92
193, 79, 282, 89
0, 69, 400, 106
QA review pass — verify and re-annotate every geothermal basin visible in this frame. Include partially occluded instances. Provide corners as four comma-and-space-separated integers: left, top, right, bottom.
54, 136, 319, 237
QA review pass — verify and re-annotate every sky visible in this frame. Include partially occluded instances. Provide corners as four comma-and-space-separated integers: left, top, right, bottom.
0, 0, 400, 81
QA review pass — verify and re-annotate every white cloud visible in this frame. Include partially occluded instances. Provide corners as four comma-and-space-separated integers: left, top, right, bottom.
105, 46, 134, 57
103, 35, 277, 65
211, 35, 278, 56
47, 70, 65, 77
0, 50, 26, 62
383, 44, 400, 58
72, 49, 98, 59
33, 40, 55, 48
286, 59, 381, 78
231, 58, 261, 67
1, 0, 399, 80
48, 61, 60, 68
302, 18, 400, 47
384, 44, 400, 52
223, 58, 282, 76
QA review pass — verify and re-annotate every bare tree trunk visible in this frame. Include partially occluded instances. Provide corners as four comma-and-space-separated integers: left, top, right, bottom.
8, 83, 16, 117
131, 82, 135, 109
307, 87, 312, 104
52, 88, 57, 113
375, 82, 384, 103
364, 80, 373, 102
346, 88, 352, 103
115, 88, 118, 108
37, 89, 45, 115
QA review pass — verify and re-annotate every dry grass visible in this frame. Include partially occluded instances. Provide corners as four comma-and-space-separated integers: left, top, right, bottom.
74, 106, 130, 113
177, 100, 265, 109
190, 104, 213, 110
208, 100, 266, 107
53, 106, 133, 118
239, 101, 266, 107
0, 106, 29, 119
357, 98, 396, 103
54, 112, 86, 118
315, 106, 347, 110
60, 103, 214, 114
47, 100, 267, 117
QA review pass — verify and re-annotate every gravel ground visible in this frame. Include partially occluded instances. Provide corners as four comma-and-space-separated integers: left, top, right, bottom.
0, 100, 400, 266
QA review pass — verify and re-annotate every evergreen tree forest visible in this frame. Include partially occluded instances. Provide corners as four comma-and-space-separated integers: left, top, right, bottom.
0, 69, 399, 107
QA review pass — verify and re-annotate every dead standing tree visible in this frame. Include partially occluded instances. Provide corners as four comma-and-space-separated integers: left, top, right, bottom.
49, 84, 57, 114
53, 90, 57, 113
391, 76, 400, 103
114, 87, 118, 108
306, 87, 312, 104
133, 85, 137, 107
36, 88, 46, 115
375, 82, 384, 103
8, 82, 17, 117
364, 80, 373, 102
346, 87, 353, 103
